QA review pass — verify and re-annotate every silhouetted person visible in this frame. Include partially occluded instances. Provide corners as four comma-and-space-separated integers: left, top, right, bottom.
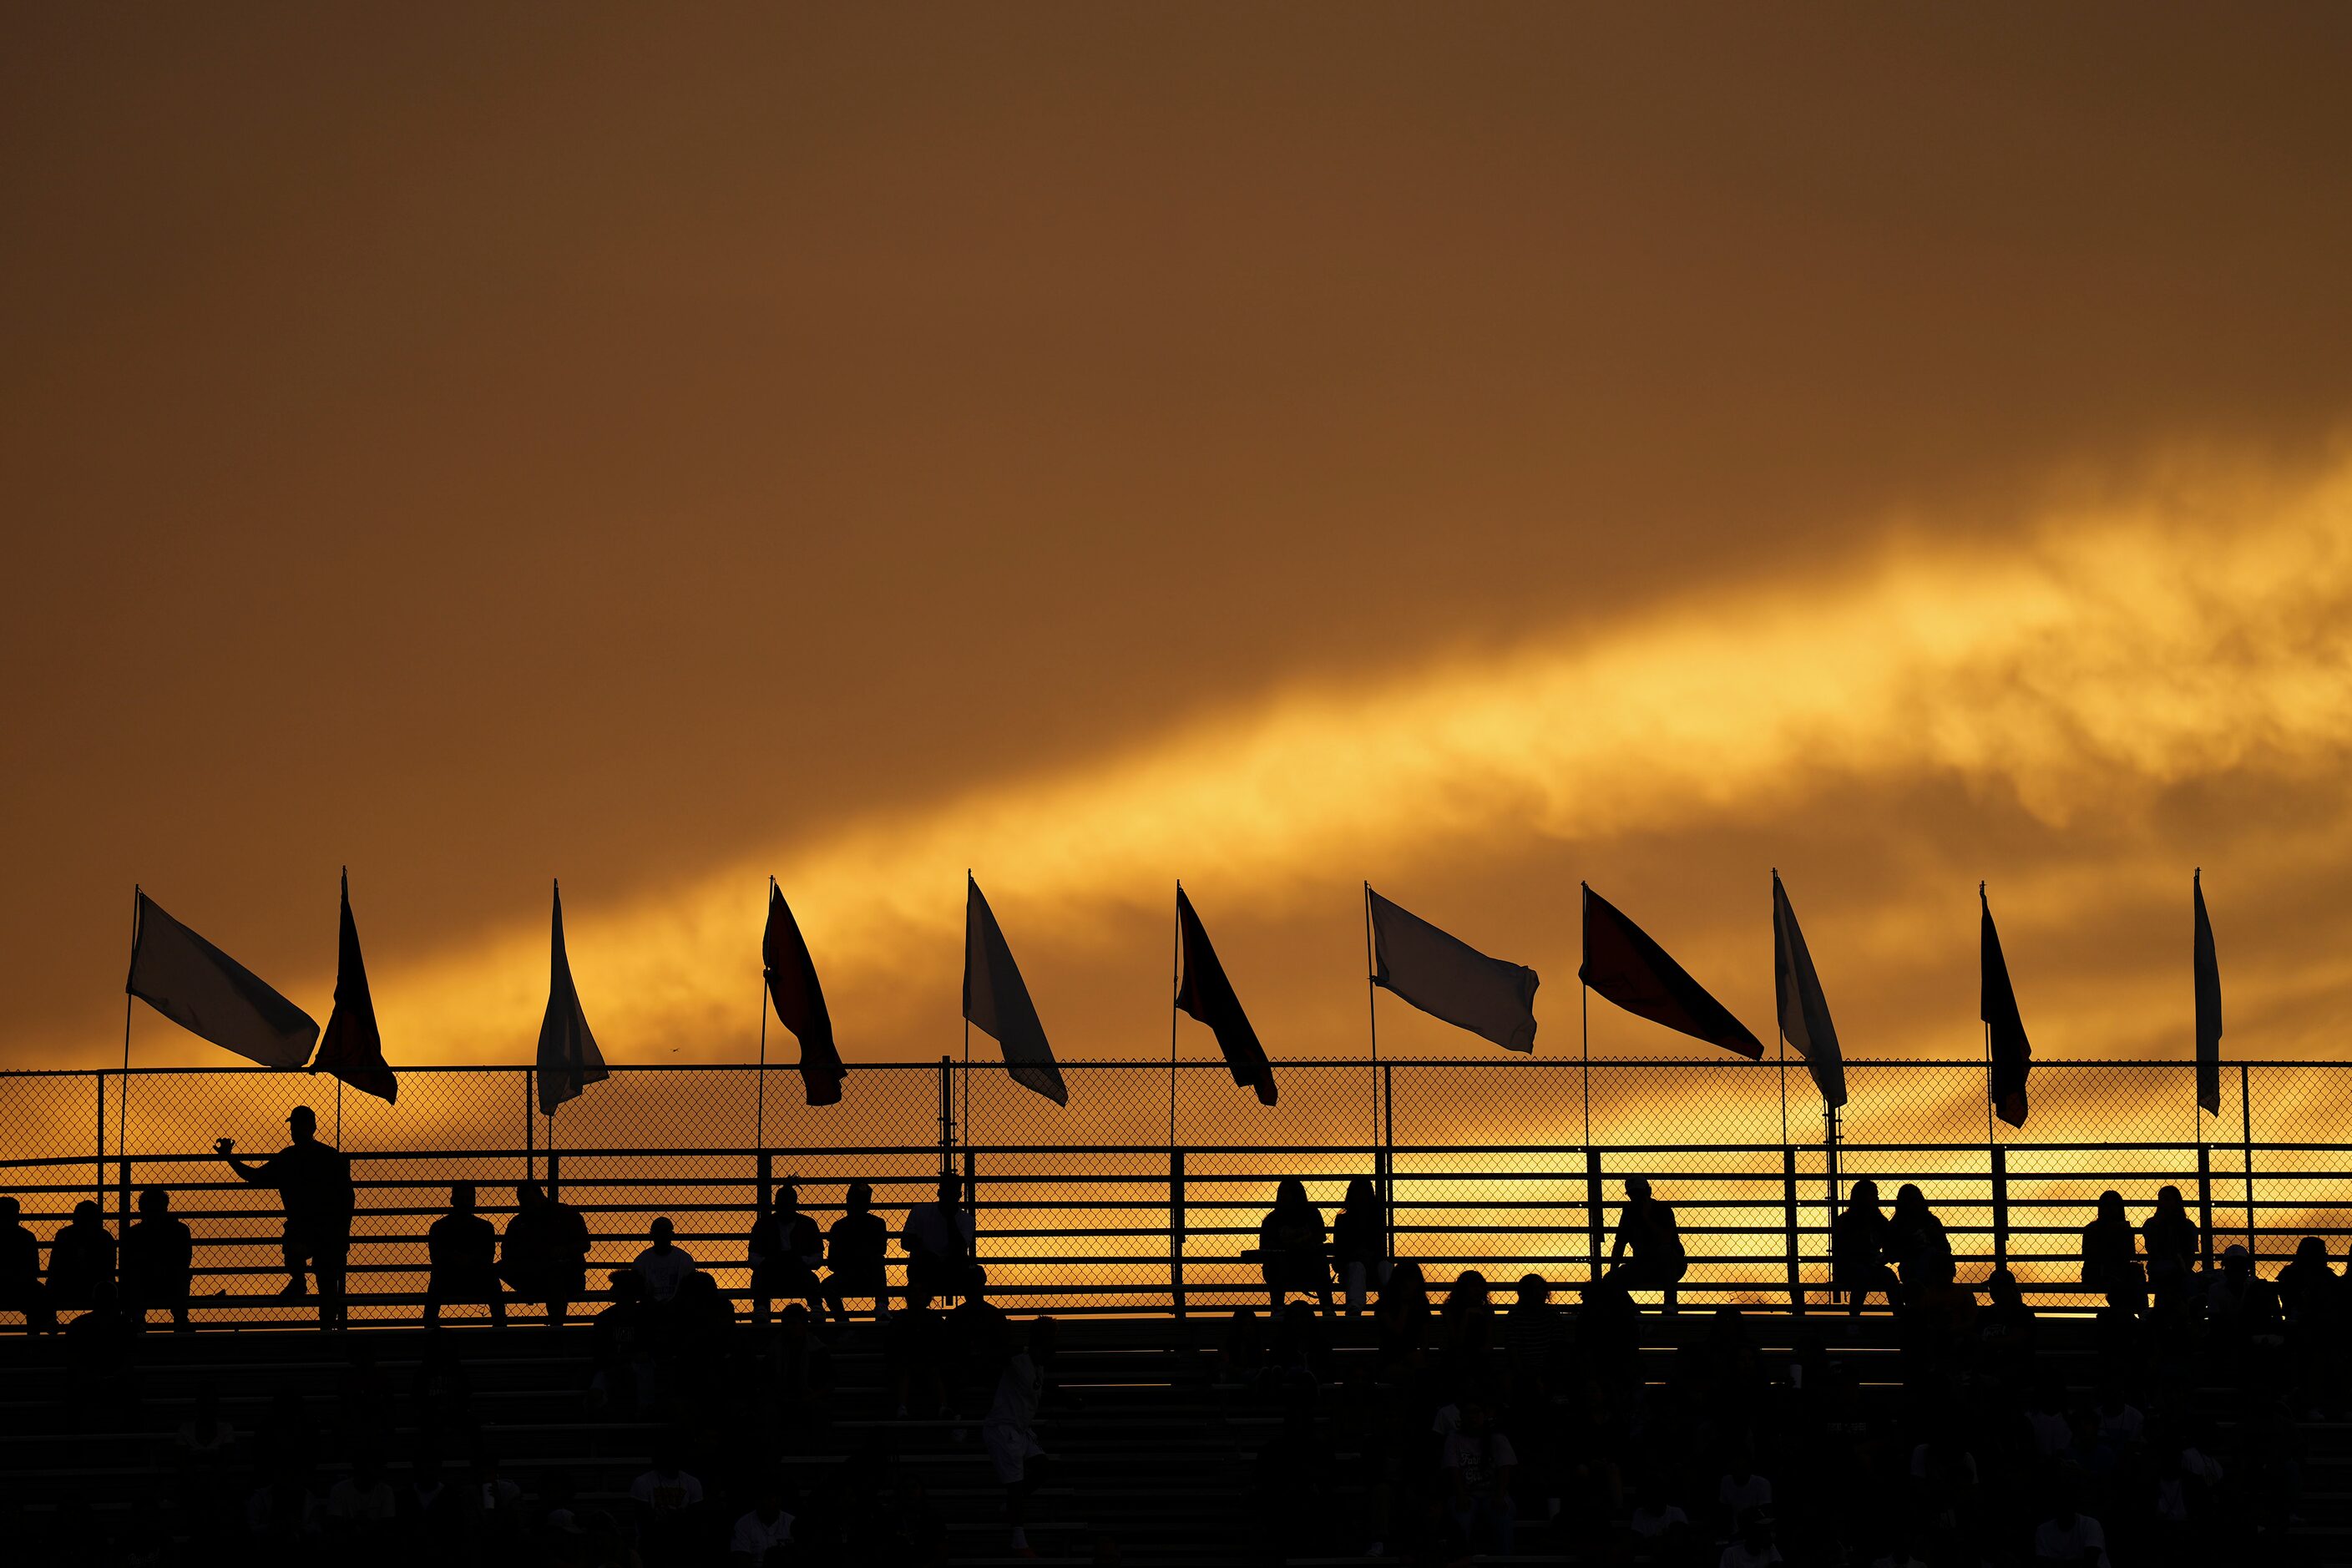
1332, 1176, 1386, 1316
1443, 1393, 1516, 1553
2032, 1482, 2110, 1565
823, 1181, 889, 1325
900, 1177, 975, 1308
216, 1105, 354, 1326
1375, 1259, 1432, 1365
2081, 1190, 2144, 1309
1257, 1178, 1331, 1314
2142, 1186, 2203, 1312
634, 1216, 695, 1304
730, 1476, 795, 1565
1608, 1176, 1687, 1313
1888, 1182, 1952, 1295
2279, 1234, 2340, 1323
0, 1195, 57, 1333
629, 1435, 706, 1562
498, 1181, 589, 1323
47, 1199, 116, 1314
122, 1185, 193, 1332
985, 1316, 1055, 1557
747, 1182, 822, 1324
1502, 1273, 1570, 1392
1832, 1179, 1898, 1313
424, 1182, 505, 1326
63, 1278, 135, 1426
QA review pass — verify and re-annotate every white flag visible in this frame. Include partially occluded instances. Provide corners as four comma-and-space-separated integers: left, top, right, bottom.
535, 881, 609, 1114
125, 890, 319, 1067
1773, 871, 1848, 1110
964, 877, 1068, 1105
1368, 887, 1539, 1052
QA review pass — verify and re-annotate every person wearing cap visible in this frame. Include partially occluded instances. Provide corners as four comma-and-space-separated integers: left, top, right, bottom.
216, 1105, 356, 1326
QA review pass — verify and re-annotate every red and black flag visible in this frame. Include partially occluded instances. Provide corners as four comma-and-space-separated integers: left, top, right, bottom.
764, 878, 846, 1107
1174, 887, 1277, 1106
1579, 884, 1763, 1058
2193, 868, 2223, 1116
310, 868, 397, 1104
1980, 883, 2031, 1126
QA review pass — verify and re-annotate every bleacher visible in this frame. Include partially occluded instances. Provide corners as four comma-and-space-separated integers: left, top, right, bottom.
3, 1308, 2349, 1565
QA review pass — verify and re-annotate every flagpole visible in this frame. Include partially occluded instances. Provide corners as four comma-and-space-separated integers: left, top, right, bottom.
1362, 883, 1379, 1180
964, 870, 974, 1189
1579, 883, 1591, 1152
756, 879, 772, 1161
1773, 872, 1788, 1156
1169, 882, 1180, 1155
1980, 884, 1996, 1161
119, 887, 139, 1228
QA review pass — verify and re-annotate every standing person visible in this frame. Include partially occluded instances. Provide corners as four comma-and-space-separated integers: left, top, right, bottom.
822, 1181, 889, 1326
122, 1186, 194, 1333
47, 1200, 117, 1316
746, 1184, 822, 1326
215, 1106, 355, 1327
1607, 1176, 1688, 1315
1332, 1176, 1388, 1318
0, 1196, 56, 1333
633, 1216, 695, 1306
2142, 1186, 2203, 1313
1257, 1179, 1332, 1315
2080, 1191, 2144, 1311
498, 1181, 591, 1325
900, 1177, 976, 1308
984, 1317, 1056, 1559
1832, 1180, 1899, 1314
423, 1184, 505, 1328
1888, 1185, 1954, 1295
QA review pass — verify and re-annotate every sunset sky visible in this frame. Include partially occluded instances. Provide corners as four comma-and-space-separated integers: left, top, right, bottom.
6, 6, 2352, 1084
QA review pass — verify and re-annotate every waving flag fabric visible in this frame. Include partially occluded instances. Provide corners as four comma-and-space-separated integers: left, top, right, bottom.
126, 889, 318, 1067
2193, 868, 2223, 1116
1980, 884, 2032, 1127
1772, 872, 1846, 1110
309, 870, 397, 1103
535, 881, 609, 1115
1368, 887, 1539, 1052
765, 878, 846, 1107
1580, 884, 1763, 1059
964, 877, 1068, 1106
1175, 888, 1277, 1106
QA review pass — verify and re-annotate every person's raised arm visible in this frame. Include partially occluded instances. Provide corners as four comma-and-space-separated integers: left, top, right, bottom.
214, 1138, 268, 1186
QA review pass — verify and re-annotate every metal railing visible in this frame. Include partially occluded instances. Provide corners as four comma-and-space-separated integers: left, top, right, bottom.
0, 1057, 2342, 1323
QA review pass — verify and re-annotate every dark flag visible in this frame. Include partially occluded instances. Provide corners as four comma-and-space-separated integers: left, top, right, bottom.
1580, 885, 1763, 1059
1771, 871, 1846, 1110
765, 878, 846, 1107
535, 880, 609, 1115
309, 869, 397, 1104
1367, 888, 1540, 1051
126, 889, 319, 1067
1175, 888, 1277, 1106
2194, 868, 2223, 1115
964, 876, 1068, 1106
1980, 883, 2031, 1126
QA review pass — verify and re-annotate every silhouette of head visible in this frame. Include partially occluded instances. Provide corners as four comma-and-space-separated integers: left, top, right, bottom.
650, 1216, 675, 1247
2297, 1235, 2328, 1267
776, 1183, 799, 1213
1894, 1183, 1928, 1219
287, 1106, 317, 1137
138, 1186, 169, 1216
847, 1181, 873, 1212
2155, 1184, 2186, 1216
2223, 1242, 2250, 1277
2097, 1190, 2127, 1226
1516, 1273, 1549, 1307
1625, 1176, 1651, 1201
0, 1196, 18, 1222
1028, 1315, 1058, 1358
72, 1199, 99, 1226
1849, 1178, 1879, 1209
450, 1183, 475, 1213
516, 1181, 544, 1208
936, 1177, 958, 1206
1275, 1177, 1311, 1213
1346, 1176, 1376, 1208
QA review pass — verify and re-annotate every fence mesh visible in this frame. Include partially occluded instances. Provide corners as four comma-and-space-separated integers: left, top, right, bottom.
0, 1057, 2341, 1323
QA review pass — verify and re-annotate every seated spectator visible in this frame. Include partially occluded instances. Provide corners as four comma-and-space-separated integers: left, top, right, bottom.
888, 1288, 948, 1418
1831, 1179, 1898, 1313
498, 1181, 590, 1325
634, 1216, 695, 1304
1502, 1273, 1570, 1391
1439, 1269, 1495, 1363
589, 1270, 654, 1411
1442, 1393, 1516, 1554
1606, 1176, 1688, 1314
1257, 1178, 1331, 1314
2142, 1185, 2204, 1311
899, 1178, 976, 1307
747, 1183, 823, 1323
121, 1186, 194, 1332
1373, 1260, 1432, 1365
2032, 1485, 2110, 1565
1721, 1511, 1783, 1568
1978, 1266, 2040, 1382
1717, 1454, 1773, 1538
425, 1183, 505, 1327
822, 1181, 889, 1325
328, 1455, 397, 1531
1627, 1475, 1695, 1551
2081, 1191, 2144, 1309
0, 1195, 56, 1333
2279, 1234, 2340, 1323
630, 1437, 706, 1561
397, 1454, 468, 1552
47, 1199, 115, 1314
983, 1317, 1057, 1559
1331, 1176, 1387, 1317
731, 1478, 794, 1565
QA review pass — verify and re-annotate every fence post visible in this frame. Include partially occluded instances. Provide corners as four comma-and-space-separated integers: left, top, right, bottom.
524, 1068, 536, 1185
1382, 1061, 1397, 1260
1990, 1146, 2010, 1274
938, 1056, 955, 1180
547, 1150, 562, 1202
1585, 1147, 1603, 1277
756, 1149, 773, 1214
2241, 1062, 2256, 1257
2197, 1144, 2215, 1272
1170, 1148, 1186, 1318
962, 1144, 979, 1297
1783, 1146, 1801, 1313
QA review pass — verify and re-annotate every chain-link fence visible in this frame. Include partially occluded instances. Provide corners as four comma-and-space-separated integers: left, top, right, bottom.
0, 1057, 2339, 1323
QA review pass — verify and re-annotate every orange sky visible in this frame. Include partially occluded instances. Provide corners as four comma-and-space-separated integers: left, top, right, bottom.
5, 6, 2352, 1080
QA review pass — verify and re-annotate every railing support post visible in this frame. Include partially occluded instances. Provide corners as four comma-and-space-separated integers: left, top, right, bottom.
1170, 1148, 1186, 1318
1990, 1145, 2010, 1274
94, 1072, 106, 1210
1382, 1061, 1397, 1261
1783, 1146, 1801, 1313
1585, 1147, 1603, 1278
2197, 1143, 2215, 1272
2241, 1062, 2257, 1258
756, 1149, 773, 1214
962, 1144, 979, 1304
524, 1068, 536, 1186
938, 1055, 955, 1181
547, 1150, 562, 1202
